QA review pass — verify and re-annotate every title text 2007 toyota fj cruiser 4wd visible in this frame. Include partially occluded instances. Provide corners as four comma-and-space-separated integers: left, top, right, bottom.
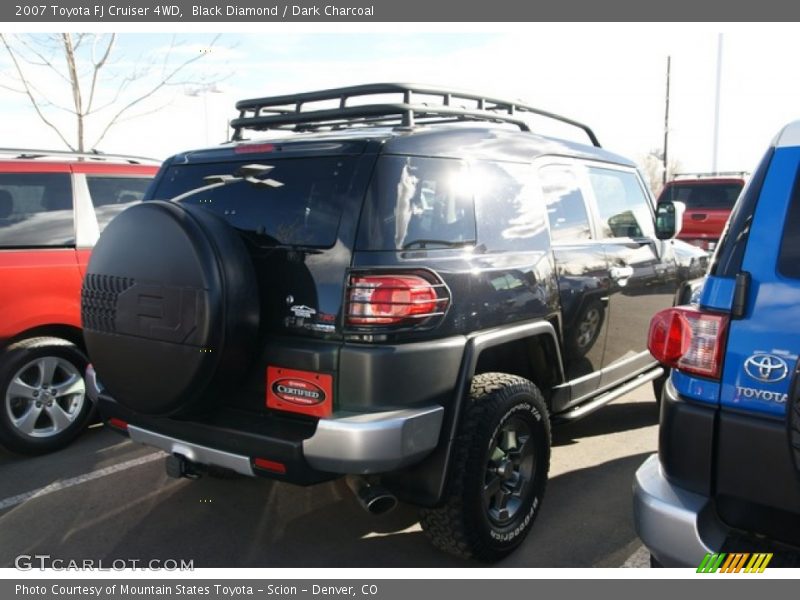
82, 84, 706, 561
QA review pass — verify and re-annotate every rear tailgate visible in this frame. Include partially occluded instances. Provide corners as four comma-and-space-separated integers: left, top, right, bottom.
679, 207, 730, 241
148, 141, 376, 340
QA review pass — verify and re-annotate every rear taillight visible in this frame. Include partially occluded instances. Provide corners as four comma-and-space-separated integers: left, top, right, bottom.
346, 273, 448, 327
648, 306, 728, 379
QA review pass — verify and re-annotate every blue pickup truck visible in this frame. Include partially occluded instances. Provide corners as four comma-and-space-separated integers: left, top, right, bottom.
634, 120, 800, 567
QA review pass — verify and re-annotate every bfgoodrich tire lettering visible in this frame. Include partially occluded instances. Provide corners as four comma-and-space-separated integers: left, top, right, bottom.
0, 337, 93, 455
419, 372, 550, 561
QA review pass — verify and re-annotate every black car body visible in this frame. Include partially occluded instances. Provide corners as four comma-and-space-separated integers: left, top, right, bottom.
82, 84, 706, 561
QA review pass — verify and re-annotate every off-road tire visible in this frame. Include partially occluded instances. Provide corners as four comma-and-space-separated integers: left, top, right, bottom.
0, 337, 93, 455
419, 372, 550, 562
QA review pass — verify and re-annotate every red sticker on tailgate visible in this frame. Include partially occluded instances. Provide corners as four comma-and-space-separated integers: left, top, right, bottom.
266, 367, 333, 418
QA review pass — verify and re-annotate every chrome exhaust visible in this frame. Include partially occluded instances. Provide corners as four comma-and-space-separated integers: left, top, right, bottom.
345, 475, 397, 515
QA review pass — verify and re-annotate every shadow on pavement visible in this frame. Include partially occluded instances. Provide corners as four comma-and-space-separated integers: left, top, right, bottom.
553, 400, 658, 447
0, 449, 652, 569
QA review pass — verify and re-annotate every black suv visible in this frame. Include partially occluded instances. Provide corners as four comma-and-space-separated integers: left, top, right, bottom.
82, 84, 706, 561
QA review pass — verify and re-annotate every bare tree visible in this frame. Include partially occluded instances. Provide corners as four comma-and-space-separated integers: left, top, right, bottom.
640, 148, 681, 198
0, 33, 223, 152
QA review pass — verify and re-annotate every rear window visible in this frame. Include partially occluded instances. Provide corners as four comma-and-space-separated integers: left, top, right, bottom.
0, 172, 74, 247
152, 157, 357, 247
356, 156, 476, 250
778, 168, 800, 279
660, 181, 743, 209
87, 176, 152, 233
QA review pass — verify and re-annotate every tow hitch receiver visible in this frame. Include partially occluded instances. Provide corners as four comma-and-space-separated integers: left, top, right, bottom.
165, 454, 203, 479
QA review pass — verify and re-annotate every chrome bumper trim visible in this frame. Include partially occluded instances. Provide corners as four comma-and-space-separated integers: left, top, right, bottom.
633, 454, 726, 567
304, 405, 445, 474
127, 426, 255, 476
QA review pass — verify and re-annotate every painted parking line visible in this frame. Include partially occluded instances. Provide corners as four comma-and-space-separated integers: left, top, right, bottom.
0, 452, 164, 511
621, 545, 650, 568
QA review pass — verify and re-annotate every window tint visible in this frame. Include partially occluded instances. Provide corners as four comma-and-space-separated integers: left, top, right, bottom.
0, 173, 74, 247
589, 167, 655, 239
540, 165, 591, 242
357, 156, 476, 250
474, 161, 548, 252
661, 182, 742, 209
154, 157, 357, 248
778, 168, 800, 279
87, 176, 152, 233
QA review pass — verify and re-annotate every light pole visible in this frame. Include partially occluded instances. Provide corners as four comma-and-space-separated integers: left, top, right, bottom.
712, 33, 723, 174
662, 56, 671, 188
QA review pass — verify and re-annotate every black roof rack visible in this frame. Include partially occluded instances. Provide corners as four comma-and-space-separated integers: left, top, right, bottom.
0, 147, 159, 165
230, 83, 601, 147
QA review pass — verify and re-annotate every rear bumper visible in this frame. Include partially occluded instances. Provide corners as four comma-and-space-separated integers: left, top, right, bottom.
635, 375, 800, 565
89, 365, 444, 482
303, 406, 444, 473
633, 454, 727, 567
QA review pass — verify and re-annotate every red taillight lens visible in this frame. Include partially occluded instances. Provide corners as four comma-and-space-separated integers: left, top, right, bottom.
253, 458, 287, 474
108, 418, 128, 431
648, 306, 728, 379
346, 274, 447, 326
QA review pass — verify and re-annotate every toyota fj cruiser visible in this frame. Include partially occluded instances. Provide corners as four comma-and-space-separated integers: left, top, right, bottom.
636, 120, 800, 567
0, 148, 157, 454
82, 84, 706, 561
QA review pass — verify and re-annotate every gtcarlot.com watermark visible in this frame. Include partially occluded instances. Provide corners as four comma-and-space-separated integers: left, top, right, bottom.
15, 554, 194, 571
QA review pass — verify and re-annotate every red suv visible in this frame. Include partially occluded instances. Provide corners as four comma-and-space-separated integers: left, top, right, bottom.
0, 149, 158, 454
656, 173, 746, 251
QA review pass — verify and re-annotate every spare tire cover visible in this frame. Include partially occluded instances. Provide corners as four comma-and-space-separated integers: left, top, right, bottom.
82, 201, 259, 416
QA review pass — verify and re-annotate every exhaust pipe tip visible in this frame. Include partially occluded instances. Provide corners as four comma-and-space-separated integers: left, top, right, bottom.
363, 492, 398, 515
346, 475, 397, 515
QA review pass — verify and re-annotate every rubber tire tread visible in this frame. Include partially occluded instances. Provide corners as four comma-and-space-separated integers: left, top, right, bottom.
419, 372, 550, 562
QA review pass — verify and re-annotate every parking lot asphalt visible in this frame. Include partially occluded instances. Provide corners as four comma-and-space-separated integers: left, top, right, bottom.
0, 387, 658, 569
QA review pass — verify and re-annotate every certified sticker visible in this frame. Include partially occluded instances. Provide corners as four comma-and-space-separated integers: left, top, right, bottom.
272, 378, 326, 406
266, 367, 333, 418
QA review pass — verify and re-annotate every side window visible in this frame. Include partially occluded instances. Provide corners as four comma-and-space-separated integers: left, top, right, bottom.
778, 167, 800, 279
539, 165, 592, 243
473, 161, 549, 252
86, 176, 151, 233
589, 167, 655, 239
0, 173, 74, 247
357, 156, 476, 250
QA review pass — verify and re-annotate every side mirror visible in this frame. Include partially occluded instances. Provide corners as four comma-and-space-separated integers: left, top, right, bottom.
655, 201, 685, 240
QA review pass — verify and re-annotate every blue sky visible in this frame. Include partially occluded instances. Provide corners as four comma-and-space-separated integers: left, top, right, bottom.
1, 26, 798, 183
